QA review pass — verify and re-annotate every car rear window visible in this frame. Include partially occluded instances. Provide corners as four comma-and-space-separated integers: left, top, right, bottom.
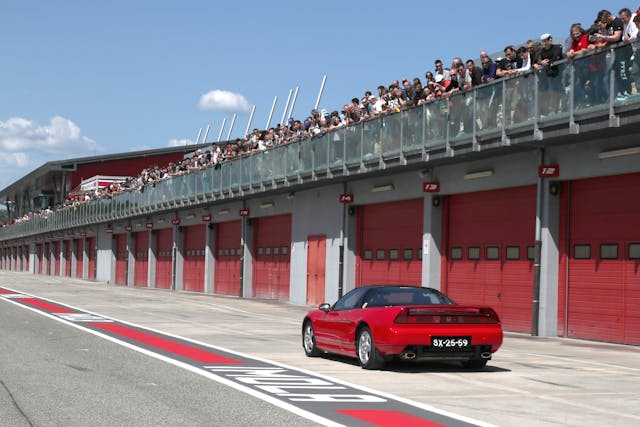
365, 287, 454, 307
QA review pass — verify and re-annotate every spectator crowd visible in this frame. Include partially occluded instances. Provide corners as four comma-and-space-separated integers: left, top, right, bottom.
5, 6, 640, 228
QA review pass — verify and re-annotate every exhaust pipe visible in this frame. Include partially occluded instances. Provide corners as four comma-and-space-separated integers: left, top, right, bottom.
480, 352, 492, 359
400, 351, 416, 360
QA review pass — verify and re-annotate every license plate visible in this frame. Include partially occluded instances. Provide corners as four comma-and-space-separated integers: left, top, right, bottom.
431, 336, 471, 349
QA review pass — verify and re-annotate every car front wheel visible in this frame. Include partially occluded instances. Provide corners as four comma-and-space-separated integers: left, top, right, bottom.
357, 327, 385, 370
302, 321, 321, 357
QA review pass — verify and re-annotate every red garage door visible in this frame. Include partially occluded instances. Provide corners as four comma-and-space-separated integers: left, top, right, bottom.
183, 225, 206, 293
307, 235, 326, 306
356, 199, 423, 287
115, 234, 128, 285
87, 237, 97, 280
53, 241, 61, 276
64, 240, 72, 277
155, 228, 173, 289
133, 231, 149, 287
253, 214, 291, 300
214, 220, 241, 296
443, 186, 536, 333
559, 174, 640, 345
75, 239, 84, 278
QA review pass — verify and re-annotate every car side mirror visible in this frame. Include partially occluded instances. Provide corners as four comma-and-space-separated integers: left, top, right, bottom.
319, 303, 331, 312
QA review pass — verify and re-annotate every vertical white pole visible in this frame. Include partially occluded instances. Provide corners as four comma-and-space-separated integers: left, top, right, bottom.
280, 89, 293, 126
265, 96, 278, 129
287, 86, 299, 121
217, 118, 227, 142
227, 113, 237, 140
195, 128, 203, 144
202, 124, 210, 144
244, 105, 256, 137
314, 75, 327, 110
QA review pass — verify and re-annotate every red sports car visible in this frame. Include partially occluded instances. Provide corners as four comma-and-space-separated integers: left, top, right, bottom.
302, 285, 503, 370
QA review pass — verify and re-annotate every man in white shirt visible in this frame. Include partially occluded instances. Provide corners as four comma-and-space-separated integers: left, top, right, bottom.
620, 8, 638, 41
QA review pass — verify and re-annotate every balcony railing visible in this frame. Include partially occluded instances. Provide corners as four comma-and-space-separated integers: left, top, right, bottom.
3, 42, 640, 240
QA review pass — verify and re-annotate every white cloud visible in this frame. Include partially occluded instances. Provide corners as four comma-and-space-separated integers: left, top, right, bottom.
198, 90, 251, 113
0, 116, 102, 189
167, 138, 194, 147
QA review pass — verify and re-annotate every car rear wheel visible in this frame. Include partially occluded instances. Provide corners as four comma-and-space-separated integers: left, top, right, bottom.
357, 327, 385, 370
462, 358, 488, 369
302, 321, 321, 357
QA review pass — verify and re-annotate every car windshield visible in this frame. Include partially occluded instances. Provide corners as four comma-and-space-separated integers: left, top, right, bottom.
363, 287, 455, 307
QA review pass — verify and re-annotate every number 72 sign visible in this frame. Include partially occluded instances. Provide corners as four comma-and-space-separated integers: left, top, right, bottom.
538, 165, 560, 178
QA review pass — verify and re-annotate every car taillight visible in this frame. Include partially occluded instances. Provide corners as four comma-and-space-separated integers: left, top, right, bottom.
394, 307, 501, 324
479, 307, 501, 324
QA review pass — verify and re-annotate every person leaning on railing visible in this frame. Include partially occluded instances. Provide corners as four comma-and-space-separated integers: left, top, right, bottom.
534, 33, 564, 116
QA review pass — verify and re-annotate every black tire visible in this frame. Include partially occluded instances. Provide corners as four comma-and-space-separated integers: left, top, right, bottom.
462, 358, 488, 369
302, 321, 321, 357
356, 327, 385, 370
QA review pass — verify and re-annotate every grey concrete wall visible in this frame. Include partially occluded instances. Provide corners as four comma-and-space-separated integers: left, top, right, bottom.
290, 184, 343, 306
96, 225, 114, 283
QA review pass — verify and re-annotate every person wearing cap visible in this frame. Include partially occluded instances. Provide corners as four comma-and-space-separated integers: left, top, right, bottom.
535, 33, 564, 115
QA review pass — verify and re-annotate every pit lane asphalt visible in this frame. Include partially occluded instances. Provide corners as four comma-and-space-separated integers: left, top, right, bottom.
2, 271, 639, 427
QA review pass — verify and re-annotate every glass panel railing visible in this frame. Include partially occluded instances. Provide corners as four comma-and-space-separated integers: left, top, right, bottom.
228, 162, 239, 191
273, 144, 286, 181
240, 155, 251, 189
381, 113, 402, 158
402, 106, 423, 154
221, 161, 231, 193
167, 175, 180, 204
251, 151, 262, 186
122, 191, 132, 216
261, 149, 274, 183
362, 119, 381, 162
613, 43, 637, 106
328, 128, 344, 169
475, 80, 502, 137
425, 98, 448, 148
193, 170, 203, 197
504, 73, 534, 129
313, 133, 329, 172
300, 137, 314, 174
537, 62, 570, 120
344, 123, 362, 166
448, 92, 474, 143
573, 48, 609, 114
186, 173, 197, 200
286, 143, 299, 177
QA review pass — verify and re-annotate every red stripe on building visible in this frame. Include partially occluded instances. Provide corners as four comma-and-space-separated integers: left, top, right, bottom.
17, 298, 77, 313
89, 322, 243, 364
337, 409, 448, 427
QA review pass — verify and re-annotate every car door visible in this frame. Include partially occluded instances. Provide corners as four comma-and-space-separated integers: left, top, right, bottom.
314, 288, 369, 355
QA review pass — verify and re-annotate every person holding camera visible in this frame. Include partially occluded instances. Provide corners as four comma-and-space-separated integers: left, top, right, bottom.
535, 34, 564, 115
592, 10, 630, 100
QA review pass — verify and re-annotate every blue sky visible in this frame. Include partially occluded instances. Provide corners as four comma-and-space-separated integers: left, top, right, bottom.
0, 0, 635, 189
